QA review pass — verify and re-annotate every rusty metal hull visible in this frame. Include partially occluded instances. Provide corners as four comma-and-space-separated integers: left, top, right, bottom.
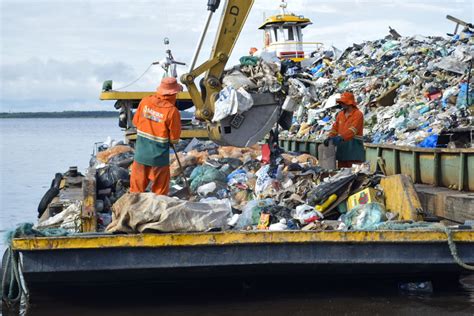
11, 231, 474, 286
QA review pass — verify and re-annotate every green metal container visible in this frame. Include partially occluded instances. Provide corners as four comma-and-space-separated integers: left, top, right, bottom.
365, 144, 474, 192
278, 137, 474, 192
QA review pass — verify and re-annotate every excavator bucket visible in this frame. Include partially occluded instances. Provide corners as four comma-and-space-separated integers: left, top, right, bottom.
207, 93, 282, 147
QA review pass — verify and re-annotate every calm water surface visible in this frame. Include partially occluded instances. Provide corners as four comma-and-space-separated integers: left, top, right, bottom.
0, 118, 122, 250
0, 118, 473, 315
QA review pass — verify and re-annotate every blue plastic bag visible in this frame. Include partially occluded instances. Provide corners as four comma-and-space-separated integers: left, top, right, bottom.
418, 134, 438, 148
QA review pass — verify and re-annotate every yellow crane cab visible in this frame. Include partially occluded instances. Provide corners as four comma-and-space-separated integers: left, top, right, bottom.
259, 0, 321, 62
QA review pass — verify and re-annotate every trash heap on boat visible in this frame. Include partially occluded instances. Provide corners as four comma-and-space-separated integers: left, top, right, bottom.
31, 138, 447, 235
214, 31, 473, 148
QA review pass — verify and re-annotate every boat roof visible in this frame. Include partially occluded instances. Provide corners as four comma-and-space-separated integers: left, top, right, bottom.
259, 14, 312, 29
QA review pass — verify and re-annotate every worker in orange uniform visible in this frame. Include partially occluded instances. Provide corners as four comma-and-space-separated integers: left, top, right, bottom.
130, 77, 182, 195
324, 91, 365, 168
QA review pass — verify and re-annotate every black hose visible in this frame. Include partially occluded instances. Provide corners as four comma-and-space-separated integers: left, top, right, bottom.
37, 173, 63, 218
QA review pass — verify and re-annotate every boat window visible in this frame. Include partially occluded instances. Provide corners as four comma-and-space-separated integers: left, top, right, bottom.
273, 28, 279, 42
296, 27, 302, 41
285, 26, 294, 41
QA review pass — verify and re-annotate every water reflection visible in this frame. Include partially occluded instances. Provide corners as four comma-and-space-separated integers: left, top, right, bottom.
6, 275, 473, 316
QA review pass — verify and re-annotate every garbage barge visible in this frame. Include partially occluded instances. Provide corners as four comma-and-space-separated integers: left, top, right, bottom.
3, 137, 474, 303
3, 3, 474, 309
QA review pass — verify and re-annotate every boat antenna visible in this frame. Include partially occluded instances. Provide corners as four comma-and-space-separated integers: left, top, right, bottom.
280, 0, 288, 15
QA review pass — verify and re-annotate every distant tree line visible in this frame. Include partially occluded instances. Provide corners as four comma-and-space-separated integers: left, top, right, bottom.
0, 111, 118, 118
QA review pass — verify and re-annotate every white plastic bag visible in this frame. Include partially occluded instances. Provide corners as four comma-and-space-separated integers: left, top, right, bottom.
197, 182, 217, 197
255, 165, 272, 194
223, 70, 257, 90
212, 87, 254, 122
291, 204, 324, 225
236, 87, 254, 113
282, 96, 298, 112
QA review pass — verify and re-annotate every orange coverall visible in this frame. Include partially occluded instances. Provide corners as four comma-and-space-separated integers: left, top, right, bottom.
328, 106, 365, 168
130, 93, 181, 195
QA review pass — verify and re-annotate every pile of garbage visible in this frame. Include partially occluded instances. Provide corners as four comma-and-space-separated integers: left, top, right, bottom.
216, 32, 473, 147
165, 138, 416, 232
93, 137, 431, 233
34, 138, 452, 234
90, 140, 134, 230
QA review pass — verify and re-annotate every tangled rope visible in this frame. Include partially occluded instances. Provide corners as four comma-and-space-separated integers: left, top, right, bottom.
2, 223, 70, 311
1, 247, 28, 312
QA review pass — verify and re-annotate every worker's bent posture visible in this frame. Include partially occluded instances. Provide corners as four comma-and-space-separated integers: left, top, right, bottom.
130, 77, 182, 195
324, 91, 365, 168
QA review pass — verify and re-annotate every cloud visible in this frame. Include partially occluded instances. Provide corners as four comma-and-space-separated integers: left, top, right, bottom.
0, 58, 165, 111
1, 0, 473, 111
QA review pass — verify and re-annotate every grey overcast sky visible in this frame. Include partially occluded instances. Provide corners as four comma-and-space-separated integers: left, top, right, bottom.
1, 0, 473, 112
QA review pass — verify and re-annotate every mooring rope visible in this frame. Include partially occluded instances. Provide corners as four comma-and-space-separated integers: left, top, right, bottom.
1, 247, 29, 311
444, 227, 474, 271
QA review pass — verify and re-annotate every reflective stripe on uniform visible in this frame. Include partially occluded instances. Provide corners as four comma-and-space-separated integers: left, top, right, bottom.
137, 130, 169, 143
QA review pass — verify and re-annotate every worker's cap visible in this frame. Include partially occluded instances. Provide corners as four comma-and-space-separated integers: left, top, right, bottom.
157, 77, 183, 96
336, 91, 357, 107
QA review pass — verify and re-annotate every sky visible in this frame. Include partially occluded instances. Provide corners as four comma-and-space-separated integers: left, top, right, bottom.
0, 0, 473, 112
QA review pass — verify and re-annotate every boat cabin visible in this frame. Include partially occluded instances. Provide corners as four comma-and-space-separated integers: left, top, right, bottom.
259, 0, 313, 61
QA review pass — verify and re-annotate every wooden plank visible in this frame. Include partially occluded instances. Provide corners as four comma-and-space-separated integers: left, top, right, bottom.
380, 174, 423, 221
81, 168, 97, 232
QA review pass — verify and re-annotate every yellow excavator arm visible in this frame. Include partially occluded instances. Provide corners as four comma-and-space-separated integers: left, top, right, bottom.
181, 0, 282, 147
181, 0, 254, 121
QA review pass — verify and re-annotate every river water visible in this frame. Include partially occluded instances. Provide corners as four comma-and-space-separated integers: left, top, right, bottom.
0, 118, 473, 315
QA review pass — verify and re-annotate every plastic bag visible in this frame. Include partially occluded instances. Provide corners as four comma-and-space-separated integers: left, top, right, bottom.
282, 96, 298, 112
190, 165, 227, 192
108, 151, 134, 168
307, 172, 356, 205
417, 134, 438, 148
341, 202, 385, 230
36, 201, 82, 232
255, 165, 272, 194
239, 56, 259, 66
291, 204, 323, 225
212, 86, 254, 122
223, 70, 257, 90
97, 165, 130, 190
456, 82, 474, 108
235, 198, 275, 229
96, 145, 133, 163
269, 219, 288, 231
227, 169, 247, 183
197, 182, 217, 197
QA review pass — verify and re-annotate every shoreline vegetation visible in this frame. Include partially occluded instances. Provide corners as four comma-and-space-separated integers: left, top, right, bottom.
0, 111, 118, 119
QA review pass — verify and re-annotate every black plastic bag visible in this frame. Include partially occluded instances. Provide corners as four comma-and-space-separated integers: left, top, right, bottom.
108, 151, 134, 168
97, 165, 129, 190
